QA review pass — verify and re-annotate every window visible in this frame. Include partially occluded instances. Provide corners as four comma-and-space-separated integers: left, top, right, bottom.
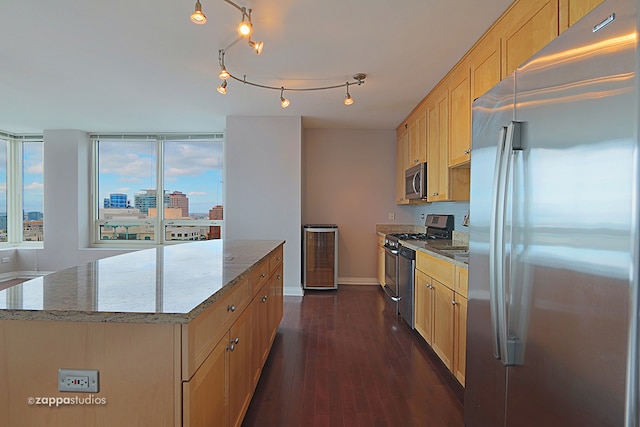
92, 134, 224, 245
0, 132, 44, 245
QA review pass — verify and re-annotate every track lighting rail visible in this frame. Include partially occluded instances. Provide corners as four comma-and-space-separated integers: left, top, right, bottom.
191, 0, 367, 107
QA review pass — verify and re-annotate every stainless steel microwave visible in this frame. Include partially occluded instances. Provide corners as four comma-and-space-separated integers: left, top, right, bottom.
405, 163, 427, 200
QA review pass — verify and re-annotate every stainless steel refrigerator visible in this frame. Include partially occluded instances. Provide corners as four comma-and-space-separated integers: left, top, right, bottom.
466, 0, 639, 426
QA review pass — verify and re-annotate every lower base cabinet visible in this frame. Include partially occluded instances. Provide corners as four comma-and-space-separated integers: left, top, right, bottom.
183, 244, 284, 427
414, 251, 468, 386
183, 333, 228, 427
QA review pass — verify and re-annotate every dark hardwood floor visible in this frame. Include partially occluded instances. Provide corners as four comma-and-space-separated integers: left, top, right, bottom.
242, 285, 464, 427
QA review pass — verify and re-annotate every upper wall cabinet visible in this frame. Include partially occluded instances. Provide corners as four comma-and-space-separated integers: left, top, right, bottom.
559, 0, 605, 32
396, 125, 410, 205
499, 0, 559, 77
397, 0, 604, 202
470, 28, 501, 102
409, 108, 428, 167
448, 59, 471, 168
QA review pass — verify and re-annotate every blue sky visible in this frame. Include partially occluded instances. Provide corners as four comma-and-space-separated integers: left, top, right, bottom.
98, 140, 223, 215
0, 140, 44, 214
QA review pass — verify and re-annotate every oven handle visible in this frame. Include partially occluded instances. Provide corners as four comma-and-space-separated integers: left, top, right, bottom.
384, 247, 398, 255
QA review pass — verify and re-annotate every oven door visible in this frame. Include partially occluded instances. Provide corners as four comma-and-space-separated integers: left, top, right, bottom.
383, 246, 399, 299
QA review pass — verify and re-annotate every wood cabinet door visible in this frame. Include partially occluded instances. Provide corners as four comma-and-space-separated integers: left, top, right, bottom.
414, 270, 434, 345
269, 265, 284, 344
448, 62, 471, 167
183, 333, 228, 427
228, 307, 253, 427
251, 284, 269, 387
426, 98, 440, 201
435, 89, 449, 201
560, 0, 604, 32
471, 29, 501, 101
500, 0, 559, 77
431, 279, 455, 370
426, 86, 449, 201
396, 128, 409, 204
453, 294, 468, 386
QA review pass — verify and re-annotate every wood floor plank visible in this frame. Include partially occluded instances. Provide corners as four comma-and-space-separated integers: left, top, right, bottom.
242, 285, 463, 427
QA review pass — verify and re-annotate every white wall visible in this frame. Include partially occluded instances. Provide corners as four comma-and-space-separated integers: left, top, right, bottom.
225, 116, 303, 296
303, 129, 414, 284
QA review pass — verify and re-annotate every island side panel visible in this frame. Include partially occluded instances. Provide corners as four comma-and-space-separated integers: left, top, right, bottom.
0, 320, 179, 427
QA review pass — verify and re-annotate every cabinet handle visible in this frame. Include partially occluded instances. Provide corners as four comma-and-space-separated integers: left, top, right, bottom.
227, 305, 236, 312
232, 337, 239, 344
227, 343, 235, 352
260, 272, 266, 278
261, 295, 268, 303
465, 148, 471, 155
277, 275, 281, 280
452, 300, 458, 305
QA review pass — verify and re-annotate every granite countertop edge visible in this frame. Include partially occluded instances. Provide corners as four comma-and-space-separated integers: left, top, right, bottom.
0, 239, 285, 324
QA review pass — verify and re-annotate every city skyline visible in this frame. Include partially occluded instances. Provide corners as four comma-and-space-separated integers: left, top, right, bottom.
98, 140, 223, 215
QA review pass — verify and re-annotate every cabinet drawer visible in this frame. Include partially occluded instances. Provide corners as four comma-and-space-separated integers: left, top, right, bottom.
455, 266, 469, 298
269, 245, 284, 273
416, 252, 455, 288
182, 278, 250, 380
249, 259, 270, 296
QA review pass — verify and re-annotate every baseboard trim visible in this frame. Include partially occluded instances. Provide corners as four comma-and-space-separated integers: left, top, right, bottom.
284, 286, 305, 297
338, 277, 379, 286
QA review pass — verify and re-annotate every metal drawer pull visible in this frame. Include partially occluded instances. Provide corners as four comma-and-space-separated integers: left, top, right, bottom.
227, 304, 236, 312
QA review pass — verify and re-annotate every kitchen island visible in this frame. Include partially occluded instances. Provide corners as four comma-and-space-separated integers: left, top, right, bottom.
0, 239, 284, 427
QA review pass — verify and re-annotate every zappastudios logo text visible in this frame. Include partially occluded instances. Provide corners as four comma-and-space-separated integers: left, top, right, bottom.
27, 395, 107, 407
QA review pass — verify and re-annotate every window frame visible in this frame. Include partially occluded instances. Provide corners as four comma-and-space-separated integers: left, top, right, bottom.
0, 131, 44, 248
91, 133, 224, 247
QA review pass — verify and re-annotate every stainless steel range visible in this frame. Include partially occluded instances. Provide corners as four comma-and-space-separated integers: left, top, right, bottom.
383, 214, 455, 327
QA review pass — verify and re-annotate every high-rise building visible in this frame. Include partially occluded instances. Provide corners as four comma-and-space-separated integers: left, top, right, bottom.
134, 190, 169, 215
103, 193, 130, 209
209, 205, 223, 239
169, 191, 189, 218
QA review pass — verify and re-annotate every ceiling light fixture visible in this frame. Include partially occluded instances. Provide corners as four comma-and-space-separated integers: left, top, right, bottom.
218, 50, 230, 79
217, 80, 228, 94
190, 1, 367, 107
280, 88, 290, 108
190, 0, 207, 24
248, 39, 264, 55
344, 82, 354, 106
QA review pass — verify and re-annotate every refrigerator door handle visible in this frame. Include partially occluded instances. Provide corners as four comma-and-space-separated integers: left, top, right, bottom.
490, 121, 522, 366
489, 126, 508, 360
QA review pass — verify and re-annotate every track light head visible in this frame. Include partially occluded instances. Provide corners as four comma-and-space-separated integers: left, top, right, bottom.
217, 80, 227, 94
280, 88, 290, 108
238, 20, 252, 36
219, 67, 230, 80
190, 0, 207, 24
344, 82, 354, 106
248, 40, 264, 55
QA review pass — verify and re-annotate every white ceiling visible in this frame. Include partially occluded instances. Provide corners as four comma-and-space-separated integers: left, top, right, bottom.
0, 0, 512, 134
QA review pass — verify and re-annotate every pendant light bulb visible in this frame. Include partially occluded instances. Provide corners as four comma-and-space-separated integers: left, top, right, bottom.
344, 83, 354, 106
190, 0, 207, 24
217, 80, 227, 94
219, 67, 230, 80
248, 40, 264, 55
280, 88, 290, 108
238, 20, 252, 36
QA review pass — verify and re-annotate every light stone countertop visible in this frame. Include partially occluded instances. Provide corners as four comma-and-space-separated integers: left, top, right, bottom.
0, 239, 284, 324
376, 226, 469, 269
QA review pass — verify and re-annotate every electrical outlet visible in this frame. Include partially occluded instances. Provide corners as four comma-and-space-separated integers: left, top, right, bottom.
58, 369, 99, 393
388, 212, 395, 220
1, 257, 10, 263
